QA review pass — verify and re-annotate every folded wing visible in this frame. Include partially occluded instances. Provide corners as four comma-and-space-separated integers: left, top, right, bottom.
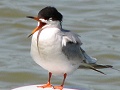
60, 29, 114, 75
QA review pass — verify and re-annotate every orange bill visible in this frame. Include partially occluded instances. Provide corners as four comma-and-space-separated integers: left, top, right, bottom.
27, 16, 41, 37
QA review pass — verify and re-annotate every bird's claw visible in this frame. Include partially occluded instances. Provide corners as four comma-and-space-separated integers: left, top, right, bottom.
53, 85, 63, 90
37, 82, 53, 88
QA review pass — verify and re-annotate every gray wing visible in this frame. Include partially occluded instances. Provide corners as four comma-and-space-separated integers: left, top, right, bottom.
60, 30, 114, 75
60, 29, 82, 46
60, 29, 97, 63
80, 48, 97, 64
60, 29, 84, 61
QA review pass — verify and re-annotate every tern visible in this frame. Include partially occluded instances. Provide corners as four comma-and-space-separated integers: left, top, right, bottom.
27, 6, 115, 90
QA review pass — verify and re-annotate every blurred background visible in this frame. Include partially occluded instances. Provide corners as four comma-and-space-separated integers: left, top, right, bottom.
0, 0, 120, 90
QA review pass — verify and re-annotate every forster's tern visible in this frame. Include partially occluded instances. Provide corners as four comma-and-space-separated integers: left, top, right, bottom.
27, 6, 115, 90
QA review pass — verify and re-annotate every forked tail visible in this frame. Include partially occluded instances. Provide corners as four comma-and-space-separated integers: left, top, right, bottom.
79, 63, 120, 75
79, 48, 120, 75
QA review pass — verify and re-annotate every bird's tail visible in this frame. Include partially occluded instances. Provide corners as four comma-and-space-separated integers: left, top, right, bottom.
79, 63, 120, 75
78, 63, 106, 75
79, 48, 119, 75
92, 64, 120, 71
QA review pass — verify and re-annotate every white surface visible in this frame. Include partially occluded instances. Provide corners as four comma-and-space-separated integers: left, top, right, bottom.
12, 85, 89, 90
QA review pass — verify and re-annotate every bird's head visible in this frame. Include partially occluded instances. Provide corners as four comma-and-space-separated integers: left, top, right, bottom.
27, 6, 63, 37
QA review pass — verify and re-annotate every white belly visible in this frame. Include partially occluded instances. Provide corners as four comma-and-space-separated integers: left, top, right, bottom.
30, 29, 80, 75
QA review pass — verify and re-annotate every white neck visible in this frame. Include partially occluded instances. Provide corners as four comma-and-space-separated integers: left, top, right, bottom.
44, 21, 62, 29
38, 18, 62, 29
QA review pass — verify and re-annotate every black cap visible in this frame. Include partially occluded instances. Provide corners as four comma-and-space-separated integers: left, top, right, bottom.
38, 6, 63, 21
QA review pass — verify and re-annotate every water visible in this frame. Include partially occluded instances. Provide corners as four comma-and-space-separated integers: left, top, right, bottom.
0, 0, 120, 90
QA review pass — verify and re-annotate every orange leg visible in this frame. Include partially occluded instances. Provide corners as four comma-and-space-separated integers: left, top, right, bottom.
53, 73, 67, 90
37, 72, 53, 88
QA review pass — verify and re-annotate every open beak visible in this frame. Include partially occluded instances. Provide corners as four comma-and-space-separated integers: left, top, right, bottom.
27, 16, 41, 37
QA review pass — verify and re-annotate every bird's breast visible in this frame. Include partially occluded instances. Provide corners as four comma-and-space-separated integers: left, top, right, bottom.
30, 28, 80, 75
31, 28, 62, 58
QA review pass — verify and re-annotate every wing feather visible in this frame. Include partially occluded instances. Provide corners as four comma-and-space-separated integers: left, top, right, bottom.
60, 30, 84, 60
60, 29, 118, 74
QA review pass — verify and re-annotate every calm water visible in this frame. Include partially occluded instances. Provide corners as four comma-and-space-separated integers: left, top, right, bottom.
0, 0, 120, 90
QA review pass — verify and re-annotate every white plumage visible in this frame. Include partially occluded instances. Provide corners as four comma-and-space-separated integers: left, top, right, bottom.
27, 6, 114, 89
31, 21, 82, 75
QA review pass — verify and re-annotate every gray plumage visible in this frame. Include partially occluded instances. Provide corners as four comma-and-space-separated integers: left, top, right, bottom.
59, 29, 115, 74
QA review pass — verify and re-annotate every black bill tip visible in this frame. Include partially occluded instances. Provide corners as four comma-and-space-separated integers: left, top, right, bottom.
27, 33, 32, 38
26, 16, 34, 19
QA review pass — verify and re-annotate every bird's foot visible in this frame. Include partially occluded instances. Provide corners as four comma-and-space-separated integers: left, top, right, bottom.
37, 82, 53, 88
53, 85, 63, 90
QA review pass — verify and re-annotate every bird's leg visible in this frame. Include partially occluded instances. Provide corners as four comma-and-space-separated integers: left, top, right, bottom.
37, 72, 53, 88
53, 73, 67, 90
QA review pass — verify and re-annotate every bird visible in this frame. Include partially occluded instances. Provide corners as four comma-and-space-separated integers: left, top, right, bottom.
27, 6, 115, 90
